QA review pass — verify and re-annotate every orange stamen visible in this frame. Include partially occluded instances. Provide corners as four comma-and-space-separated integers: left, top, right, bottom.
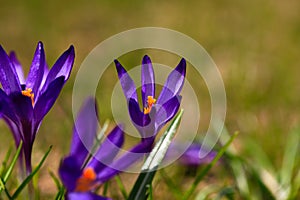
143, 96, 156, 114
75, 167, 97, 192
21, 88, 34, 106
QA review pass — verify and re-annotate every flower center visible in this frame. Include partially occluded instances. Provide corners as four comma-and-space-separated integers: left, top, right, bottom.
75, 167, 97, 192
143, 96, 156, 114
21, 88, 34, 106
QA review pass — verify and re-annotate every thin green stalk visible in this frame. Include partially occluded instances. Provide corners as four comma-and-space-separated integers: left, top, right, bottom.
115, 175, 128, 199
183, 131, 239, 200
11, 146, 52, 199
103, 181, 109, 196
0, 178, 12, 199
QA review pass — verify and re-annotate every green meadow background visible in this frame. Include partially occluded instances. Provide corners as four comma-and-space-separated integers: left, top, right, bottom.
0, 0, 299, 199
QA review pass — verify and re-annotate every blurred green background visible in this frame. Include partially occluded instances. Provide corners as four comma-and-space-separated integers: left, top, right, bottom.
0, 0, 300, 199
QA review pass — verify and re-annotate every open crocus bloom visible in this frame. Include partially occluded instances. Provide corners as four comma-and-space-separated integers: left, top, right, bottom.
0, 42, 74, 174
59, 98, 146, 200
114, 55, 186, 151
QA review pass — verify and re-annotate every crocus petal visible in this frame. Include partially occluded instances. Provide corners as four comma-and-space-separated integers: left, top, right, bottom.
9, 52, 25, 84
88, 125, 124, 173
69, 98, 99, 165
9, 93, 34, 126
59, 156, 82, 192
0, 45, 21, 94
0, 89, 19, 125
179, 144, 216, 165
34, 76, 65, 125
114, 59, 138, 102
26, 42, 45, 98
157, 58, 186, 105
40, 63, 49, 89
68, 192, 111, 200
155, 95, 182, 131
141, 55, 155, 106
42, 45, 74, 92
128, 98, 148, 127
97, 139, 153, 183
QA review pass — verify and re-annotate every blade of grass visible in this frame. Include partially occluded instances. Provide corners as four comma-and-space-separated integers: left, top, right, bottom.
146, 184, 153, 200
216, 125, 251, 199
128, 110, 184, 200
115, 175, 128, 199
183, 131, 239, 200
280, 129, 299, 187
11, 145, 52, 199
0, 144, 13, 176
49, 170, 62, 190
102, 181, 109, 196
0, 178, 12, 199
3, 141, 23, 182
289, 169, 300, 199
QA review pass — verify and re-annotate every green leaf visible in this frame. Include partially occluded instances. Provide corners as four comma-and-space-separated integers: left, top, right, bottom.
128, 109, 184, 200
3, 141, 23, 182
280, 128, 299, 187
115, 175, 128, 199
49, 170, 62, 190
183, 131, 239, 200
11, 145, 52, 199
0, 144, 13, 177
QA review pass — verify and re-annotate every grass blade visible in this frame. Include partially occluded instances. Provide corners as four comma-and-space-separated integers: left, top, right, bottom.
3, 141, 23, 182
128, 109, 184, 200
183, 131, 239, 200
280, 129, 299, 187
115, 175, 128, 199
11, 145, 52, 199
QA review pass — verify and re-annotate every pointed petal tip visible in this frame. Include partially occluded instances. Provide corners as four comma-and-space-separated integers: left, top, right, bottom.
66, 45, 75, 57
37, 41, 44, 48
8, 51, 16, 58
114, 59, 126, 76
142, 55, 152, 64
176, 58, 186, 74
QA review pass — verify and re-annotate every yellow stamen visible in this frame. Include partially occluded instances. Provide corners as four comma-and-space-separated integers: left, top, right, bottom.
21, 88, 34, 106
75, 167, 97, 192
143, 96, 156, 114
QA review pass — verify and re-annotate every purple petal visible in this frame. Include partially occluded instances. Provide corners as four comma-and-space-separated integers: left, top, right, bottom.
34, 76, 64, 124
155, 95, 181, 132
26, 42, 45, 98
157, 58, 186, 105
9, 52, 25, 84
179, 143, 216, 165
69, 98, 99, 165
128, 98, 156, 139
0, 89, 19, 125
40, 63, 49, 89
42, 45, 74, 92
68, 192, 111, 200
97, 139, 153, 182
114, 59, 138, 102
0, 45, 21, 94
128, 98, 146, 127
88, 125, 124, 173
141, 55, 155, 107
9, 93, 34, 125
59, 156, 82, 191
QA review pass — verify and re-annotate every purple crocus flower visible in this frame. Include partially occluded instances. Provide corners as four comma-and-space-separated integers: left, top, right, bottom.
114, 55, 186, 151
59, 98, 126, 200
0, 42, 74, 174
